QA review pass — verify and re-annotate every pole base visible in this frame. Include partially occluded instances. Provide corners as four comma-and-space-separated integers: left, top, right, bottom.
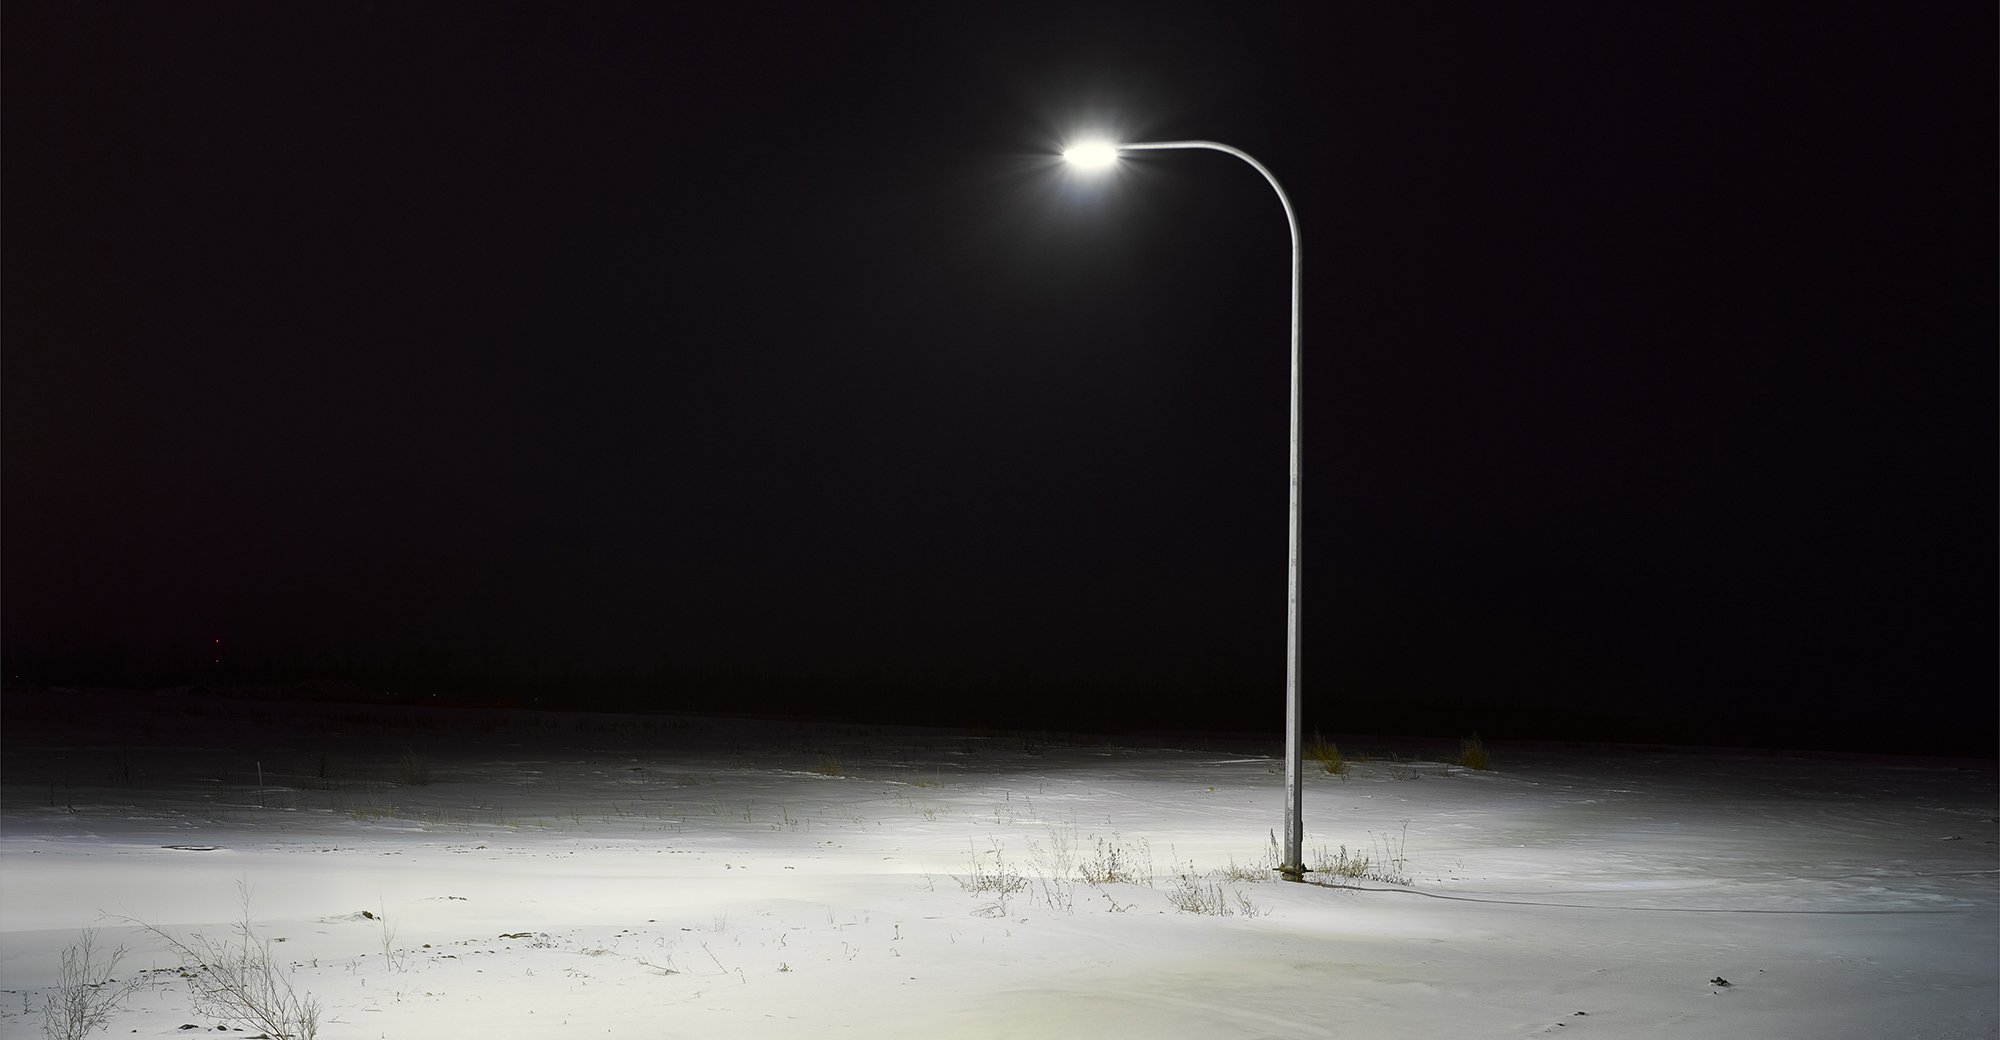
1276, 864, 1307, 883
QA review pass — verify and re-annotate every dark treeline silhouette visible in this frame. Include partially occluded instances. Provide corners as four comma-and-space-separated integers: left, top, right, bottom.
3, 634, 1989, 758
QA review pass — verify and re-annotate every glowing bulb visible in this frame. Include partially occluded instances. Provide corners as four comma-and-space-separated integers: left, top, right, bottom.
1062, 141, 1120, 170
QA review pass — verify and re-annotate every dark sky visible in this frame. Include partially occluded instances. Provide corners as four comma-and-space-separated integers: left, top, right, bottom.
5, 3, 1993, 751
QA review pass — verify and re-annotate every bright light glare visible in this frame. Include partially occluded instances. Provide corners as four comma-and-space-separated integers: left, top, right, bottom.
1062, 141, 1120, 170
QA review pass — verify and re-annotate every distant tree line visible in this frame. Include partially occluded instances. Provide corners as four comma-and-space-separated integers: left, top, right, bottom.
3, 633, 1988, 756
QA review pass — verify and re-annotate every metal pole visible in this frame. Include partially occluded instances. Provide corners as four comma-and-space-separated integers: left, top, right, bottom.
1120, 142, 1306, 881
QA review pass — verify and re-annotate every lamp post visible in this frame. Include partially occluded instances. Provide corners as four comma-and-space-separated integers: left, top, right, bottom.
1061, 139, 1306, 882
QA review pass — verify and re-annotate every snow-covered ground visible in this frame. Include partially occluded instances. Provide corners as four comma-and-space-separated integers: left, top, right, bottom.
2, 688, 1994, 1038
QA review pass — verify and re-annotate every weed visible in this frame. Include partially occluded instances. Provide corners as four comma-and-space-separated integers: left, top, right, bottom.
1234, 889, 1268, 917
1080, 832, 1153, 887
1217, 831, 1283, 882
813, 756, 844, 777
1219, 857, 1269, 882
1026, 824, 1078, 913
958, 839, 1027, 916
377, 903, 404, 973
1311, 821, 1412, 885
1312, 844, 1375, 880
1166, 874, 1224, 913
1166, 873, 1264, 917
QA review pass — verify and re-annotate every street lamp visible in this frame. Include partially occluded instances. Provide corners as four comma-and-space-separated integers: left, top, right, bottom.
1061, 138, 1307, 882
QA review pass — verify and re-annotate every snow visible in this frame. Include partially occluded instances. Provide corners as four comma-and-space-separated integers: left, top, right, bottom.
2, 688, 1994, 1038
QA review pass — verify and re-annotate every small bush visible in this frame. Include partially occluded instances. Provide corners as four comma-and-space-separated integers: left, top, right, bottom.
1305, 731, 1346, 775
127, 884, 321, 1040
41, 930, 144, 1040
398, 750, 434, 786
1458, 733, 1489, 771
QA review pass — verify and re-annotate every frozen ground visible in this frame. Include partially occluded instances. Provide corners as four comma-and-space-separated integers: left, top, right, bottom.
1, 687, 1994, 1038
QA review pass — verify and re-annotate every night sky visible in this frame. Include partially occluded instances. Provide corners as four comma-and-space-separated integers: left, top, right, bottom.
5, 3, 1993, 753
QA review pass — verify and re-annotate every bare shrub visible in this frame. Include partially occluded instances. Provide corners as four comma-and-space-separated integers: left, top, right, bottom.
41, 930, 145, 1040
125, 883, 321, 1040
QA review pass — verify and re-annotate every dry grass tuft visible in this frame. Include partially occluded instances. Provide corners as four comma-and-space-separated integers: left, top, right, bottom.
1306, 731, 1347, 775
1458, 733, 1490, 771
